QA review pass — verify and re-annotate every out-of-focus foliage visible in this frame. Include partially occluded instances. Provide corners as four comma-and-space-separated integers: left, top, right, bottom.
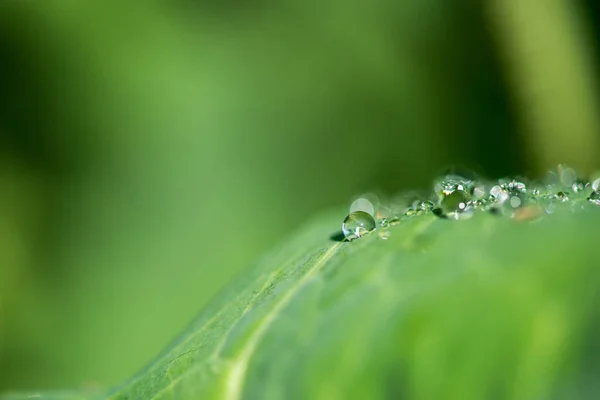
0, 0, 598, 392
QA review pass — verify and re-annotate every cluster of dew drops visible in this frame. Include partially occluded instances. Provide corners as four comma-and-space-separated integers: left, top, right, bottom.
341, 165, 600, 241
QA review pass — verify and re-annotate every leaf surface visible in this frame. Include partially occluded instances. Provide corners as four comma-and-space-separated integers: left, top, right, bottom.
4, 207, 600, 400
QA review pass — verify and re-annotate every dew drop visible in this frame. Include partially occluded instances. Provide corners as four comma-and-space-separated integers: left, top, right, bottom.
502, 179, 527, 193
589, 191, 600, 206
435, 175, 471, 196
592, 178, 600, 192
555, 192, 569, 202
342, 211, 377, 241
571, 179, 586, 193
406, 200, 435, 217
440, 190, 473, 220
418, 200, 435, 212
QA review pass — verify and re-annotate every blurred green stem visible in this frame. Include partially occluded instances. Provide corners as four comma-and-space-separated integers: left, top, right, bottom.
488, 0, 600, 175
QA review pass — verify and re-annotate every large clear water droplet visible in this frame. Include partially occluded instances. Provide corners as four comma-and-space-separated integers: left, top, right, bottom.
440, 190, 473, 220
342, 211, 376, 241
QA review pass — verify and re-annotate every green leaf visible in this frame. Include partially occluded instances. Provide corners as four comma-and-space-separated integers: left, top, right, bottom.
4, 207, 600, 399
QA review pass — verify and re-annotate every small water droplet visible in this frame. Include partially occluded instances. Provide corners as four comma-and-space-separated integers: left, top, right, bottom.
406, 200, 435, 217
473, 198, 490, 210
418, 200, 435, 212
379, 217, 389, 228
502, 179, 527, 193
571, 179, 586, 193
490, 185, 503, 199
555, 192, 569, 202
434, 175, 471, 196
589, 191, 600, 206
342, 211, 376, 241
388, 215, 401, 225
440, 190, 473, 220
592, 178, 600, 192
405, 207, 418, 217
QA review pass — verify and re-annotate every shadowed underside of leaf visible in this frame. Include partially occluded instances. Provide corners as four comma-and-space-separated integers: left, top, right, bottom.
4, 208, 600, 400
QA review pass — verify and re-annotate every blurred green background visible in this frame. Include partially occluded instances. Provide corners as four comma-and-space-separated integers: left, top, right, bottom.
0, 0, 599, 392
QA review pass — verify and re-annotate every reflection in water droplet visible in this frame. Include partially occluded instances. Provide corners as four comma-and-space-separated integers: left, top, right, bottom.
342, 211, 377, 241
589, 191, 600, 206
440, 190, 473, 220
350, 197, 375, 217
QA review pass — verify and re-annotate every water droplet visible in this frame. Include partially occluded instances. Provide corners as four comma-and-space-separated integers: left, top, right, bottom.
571, 179, 586, 193
473, 198, 490, 210
342, 211, 376, 241
434, 175, 472, 196
388, 216, 401, 226
418, 200, 435, 212
406, 200, 435, 217
489, 185, 504, 199
405, 207, 418, 217
349, 197, 375, 217
501, 179, 527, 193
589, 191, 600, 206
592, 178, 600, 192
471, 182, 487, 199
440, 190, 473, 220
555, 192, 569, 202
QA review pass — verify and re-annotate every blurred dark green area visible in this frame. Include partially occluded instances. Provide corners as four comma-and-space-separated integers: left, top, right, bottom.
0, 0, 599, 392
